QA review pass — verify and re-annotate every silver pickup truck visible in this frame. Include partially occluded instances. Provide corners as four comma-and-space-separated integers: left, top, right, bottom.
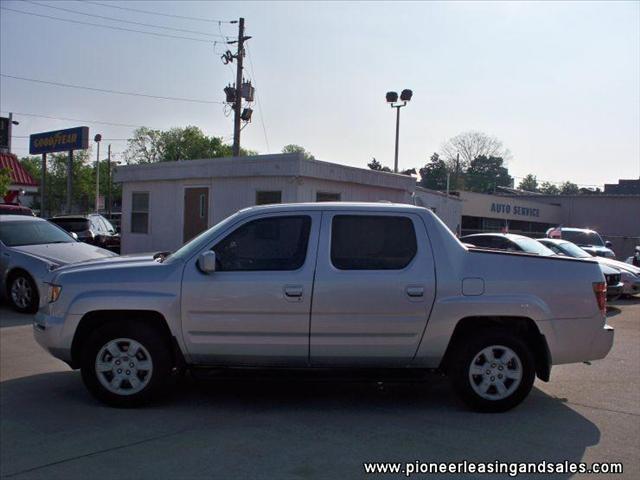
34, 203, 614, 412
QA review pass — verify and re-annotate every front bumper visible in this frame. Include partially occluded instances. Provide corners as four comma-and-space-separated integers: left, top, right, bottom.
622, 278, 640, 296
33, 311, 73, 365
606, 282, 624, 298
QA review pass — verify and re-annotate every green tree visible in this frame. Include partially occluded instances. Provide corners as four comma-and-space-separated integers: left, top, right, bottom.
465, 155, 512, 193
124, 126, 250, 164
367, 157, 391, 172
19, 151, 118, 216
539, 181, 560, 195
560, 181, 580, 195
518, 174, 538, 192
0, 167, 12, 197
282, 144, 315, 161
418, 153, 449, 191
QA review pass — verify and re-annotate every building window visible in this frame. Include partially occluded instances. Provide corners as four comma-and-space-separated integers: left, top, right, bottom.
131, 192, 149, 234
316, 192, 341, 202
256, 191, 282, 205
330, 215, 417, 270
213, 216, 311, 271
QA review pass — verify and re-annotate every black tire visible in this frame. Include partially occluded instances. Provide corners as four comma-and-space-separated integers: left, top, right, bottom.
80, 321, 173, 407
449, 330, 535, 413
7, 271, 39, 314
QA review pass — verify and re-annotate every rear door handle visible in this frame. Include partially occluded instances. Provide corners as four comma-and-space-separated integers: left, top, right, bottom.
406, 286, 424, 297
284, 285, 304, 298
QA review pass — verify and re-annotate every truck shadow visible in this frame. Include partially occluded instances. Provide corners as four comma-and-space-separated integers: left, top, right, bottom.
1, 370, 599, 479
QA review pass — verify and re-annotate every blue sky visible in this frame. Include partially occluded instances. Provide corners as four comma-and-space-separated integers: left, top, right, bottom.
1, 0, 638, 187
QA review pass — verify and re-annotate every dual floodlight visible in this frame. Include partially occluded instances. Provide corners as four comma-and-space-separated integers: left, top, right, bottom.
386, 89, 413, 104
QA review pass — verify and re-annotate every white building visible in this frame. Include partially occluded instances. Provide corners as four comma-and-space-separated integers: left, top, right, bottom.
114, 153, 462, 254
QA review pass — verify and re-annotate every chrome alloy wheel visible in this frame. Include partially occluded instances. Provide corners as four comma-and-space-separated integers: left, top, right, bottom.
11, 276, 33, 309
95, 338, 153, 396
468, 345, 522, 400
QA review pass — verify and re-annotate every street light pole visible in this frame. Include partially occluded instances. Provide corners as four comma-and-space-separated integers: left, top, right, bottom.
94, 134, 102, 213
385, 89, 413, 173
393, 104, 402, 174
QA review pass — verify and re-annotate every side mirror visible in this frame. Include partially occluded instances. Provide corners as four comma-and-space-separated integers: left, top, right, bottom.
70, 232, 78, 240
605, 241, 613, 248
197, 251, 217, 274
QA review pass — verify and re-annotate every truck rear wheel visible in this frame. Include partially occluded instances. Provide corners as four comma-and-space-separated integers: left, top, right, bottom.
450, 330, 535, 412
80, 322, 172, 407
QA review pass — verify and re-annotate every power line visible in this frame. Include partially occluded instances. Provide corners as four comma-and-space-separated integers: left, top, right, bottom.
246, 45, 270, 153
0, 6, 215, 44
23, 0, 225, 38
1, 74, 224, 104
85, 0, 234, 24
0, 110, 150, 128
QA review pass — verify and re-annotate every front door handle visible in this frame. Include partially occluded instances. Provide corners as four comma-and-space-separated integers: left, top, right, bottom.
284, 285, 303, 298
406, 286, 424, 297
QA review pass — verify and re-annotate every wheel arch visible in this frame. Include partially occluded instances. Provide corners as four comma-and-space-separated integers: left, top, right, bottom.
439, 316, 551, 382
70, 310, 185, 369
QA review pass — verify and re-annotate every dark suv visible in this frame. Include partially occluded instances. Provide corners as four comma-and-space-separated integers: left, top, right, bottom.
49, 214, 120, 253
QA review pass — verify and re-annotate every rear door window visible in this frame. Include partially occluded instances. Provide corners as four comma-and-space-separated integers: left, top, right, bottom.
330, 215, 417, 270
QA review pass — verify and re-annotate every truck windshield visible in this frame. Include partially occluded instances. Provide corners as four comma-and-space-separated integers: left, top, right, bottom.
562, 231, 604, 246
165, 212, 242, 264
0, 220, 75, 246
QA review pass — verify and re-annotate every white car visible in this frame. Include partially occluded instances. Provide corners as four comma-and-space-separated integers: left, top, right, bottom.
539, 238, 640, 297
0, 215, 117, 313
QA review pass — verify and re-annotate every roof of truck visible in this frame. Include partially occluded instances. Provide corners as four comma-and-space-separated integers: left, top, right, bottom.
237, 202, 428, 214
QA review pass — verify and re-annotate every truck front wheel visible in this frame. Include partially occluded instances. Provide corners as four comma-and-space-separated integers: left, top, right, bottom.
450, 331, 535, 412
80, 322, 172, 407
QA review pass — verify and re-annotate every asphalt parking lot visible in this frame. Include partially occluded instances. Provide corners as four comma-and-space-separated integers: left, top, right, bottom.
1, 300, 638, 479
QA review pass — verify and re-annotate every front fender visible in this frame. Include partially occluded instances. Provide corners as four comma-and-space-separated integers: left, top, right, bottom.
51, 289, 184, 360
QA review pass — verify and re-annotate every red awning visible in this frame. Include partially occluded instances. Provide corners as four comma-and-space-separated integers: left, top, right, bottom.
0, 152, 38, 187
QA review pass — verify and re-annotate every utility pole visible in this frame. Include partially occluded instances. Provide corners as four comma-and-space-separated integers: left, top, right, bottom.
107, 144, 112, 217
232, 18, 245, 157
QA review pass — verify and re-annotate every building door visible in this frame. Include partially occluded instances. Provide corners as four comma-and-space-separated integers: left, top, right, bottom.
183, 187, 209, 243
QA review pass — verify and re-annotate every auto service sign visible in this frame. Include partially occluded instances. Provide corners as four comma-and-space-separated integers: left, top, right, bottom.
29, 126, 89, 155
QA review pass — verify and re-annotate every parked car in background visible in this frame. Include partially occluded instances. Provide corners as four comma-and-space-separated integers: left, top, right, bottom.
0, 215, 117, 313
50, 214, 120, 253
34, 203, 613, 412
539, 238, 640, 297
546, 227, 615, 259
0, 203, 35, 216
459, 233, 556, 256
102, 212, 122, 234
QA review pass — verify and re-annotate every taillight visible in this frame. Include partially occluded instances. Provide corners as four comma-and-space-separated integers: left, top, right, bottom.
593, 281, 606, 315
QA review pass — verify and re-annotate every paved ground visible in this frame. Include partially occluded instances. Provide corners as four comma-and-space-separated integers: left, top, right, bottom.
1, 300, 638, 479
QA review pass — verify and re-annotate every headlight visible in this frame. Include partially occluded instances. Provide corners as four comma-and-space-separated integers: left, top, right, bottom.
48, 284, 62, 303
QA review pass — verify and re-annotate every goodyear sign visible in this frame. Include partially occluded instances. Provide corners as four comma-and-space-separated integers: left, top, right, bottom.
29, 126, 89, 155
